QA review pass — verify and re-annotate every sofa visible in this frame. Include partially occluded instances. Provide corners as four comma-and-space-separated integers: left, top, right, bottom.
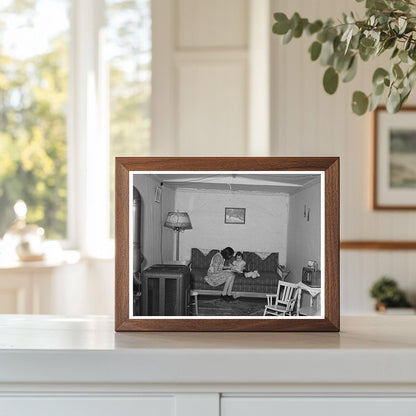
190, 248, 280, 298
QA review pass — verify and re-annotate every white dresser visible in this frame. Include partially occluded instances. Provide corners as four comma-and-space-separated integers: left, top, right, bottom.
1, 315, 416, 415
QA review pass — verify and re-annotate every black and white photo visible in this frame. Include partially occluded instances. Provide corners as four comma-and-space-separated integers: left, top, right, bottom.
130, 171, 324, 319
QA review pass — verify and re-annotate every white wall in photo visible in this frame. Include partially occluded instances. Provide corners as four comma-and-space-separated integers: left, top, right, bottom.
132, 174, 175, 268
174, 188, 289, 263
286, 182, 321, 283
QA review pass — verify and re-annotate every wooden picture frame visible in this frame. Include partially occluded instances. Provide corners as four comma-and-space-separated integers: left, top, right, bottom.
373, 106, 416, 210
225, 207, 246, 224
115, 157, 340, 332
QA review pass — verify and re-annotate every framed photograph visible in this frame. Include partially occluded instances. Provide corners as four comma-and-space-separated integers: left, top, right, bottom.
115, 157, 339, 332
225, 207, 245, 224
374, 106, 416, 209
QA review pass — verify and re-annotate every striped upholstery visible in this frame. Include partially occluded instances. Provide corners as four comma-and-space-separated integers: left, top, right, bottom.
190, 248, 280, 295
191, 268, 278, 293
191, 248, 219, 269
243, 252, 279, 272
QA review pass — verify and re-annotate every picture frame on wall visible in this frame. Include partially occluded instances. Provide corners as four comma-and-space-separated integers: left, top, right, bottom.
225, 207, 246, 224
115, 157, 340, 332
374, 106, 416, 210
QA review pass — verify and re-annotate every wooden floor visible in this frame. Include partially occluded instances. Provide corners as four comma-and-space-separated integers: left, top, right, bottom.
197, 295, 267, 316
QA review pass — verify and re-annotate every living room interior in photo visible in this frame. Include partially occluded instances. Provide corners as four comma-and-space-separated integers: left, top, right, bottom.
131, 172, 323, 318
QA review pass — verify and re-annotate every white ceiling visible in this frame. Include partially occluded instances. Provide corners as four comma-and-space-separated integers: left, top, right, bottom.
151, 173, 321, 195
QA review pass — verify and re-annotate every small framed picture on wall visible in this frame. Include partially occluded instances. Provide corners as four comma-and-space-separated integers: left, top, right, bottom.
374, 106, 416, 209
225, 207, 246, 224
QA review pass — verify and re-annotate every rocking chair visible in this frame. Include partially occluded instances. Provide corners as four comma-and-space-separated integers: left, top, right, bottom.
263, 281, 300, 316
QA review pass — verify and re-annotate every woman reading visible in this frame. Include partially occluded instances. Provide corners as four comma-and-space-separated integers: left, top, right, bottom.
204, 247, 236, 297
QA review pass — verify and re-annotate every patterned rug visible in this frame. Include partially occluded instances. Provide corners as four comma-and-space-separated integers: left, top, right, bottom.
197, 295, 267, 316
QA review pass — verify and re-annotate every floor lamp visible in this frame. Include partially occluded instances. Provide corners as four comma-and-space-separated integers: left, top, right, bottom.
164, 211, 192, 261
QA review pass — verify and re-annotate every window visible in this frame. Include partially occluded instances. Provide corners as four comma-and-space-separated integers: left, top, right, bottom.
106, 0, 151, 237
0, 0, 70, 239
0, 0, 151, 253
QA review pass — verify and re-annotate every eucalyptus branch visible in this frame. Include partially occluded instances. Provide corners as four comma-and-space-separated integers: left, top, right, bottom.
272, 0, 416, 115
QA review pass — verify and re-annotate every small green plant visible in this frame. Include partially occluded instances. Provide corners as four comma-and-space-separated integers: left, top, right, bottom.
369, 276, 411, 309
272, 0, 416, 115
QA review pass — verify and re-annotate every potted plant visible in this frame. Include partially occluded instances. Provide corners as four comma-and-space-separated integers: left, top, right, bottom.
369, 276, 412, 312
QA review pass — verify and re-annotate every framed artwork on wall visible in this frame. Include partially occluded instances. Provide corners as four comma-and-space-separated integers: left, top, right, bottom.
115, 157, 340, 332
225, 207, 246, 224
374, 106, 416, 210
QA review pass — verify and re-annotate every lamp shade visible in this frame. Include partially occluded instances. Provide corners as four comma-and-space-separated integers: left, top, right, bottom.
164, 212, 192, 231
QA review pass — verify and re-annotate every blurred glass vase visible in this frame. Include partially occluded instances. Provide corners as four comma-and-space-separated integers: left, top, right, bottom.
3, 200, 45, 261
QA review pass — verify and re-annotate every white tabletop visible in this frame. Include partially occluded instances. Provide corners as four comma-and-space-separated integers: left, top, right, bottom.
0, 315, 415, 387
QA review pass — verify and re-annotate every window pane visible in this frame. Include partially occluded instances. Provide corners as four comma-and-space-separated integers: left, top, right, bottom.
106, 0, 151, 237
0, 0, 70, 239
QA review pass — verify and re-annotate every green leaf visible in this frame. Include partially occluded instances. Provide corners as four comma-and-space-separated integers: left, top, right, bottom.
293, 18, 309, 38
391, 47, 399, 59
393, 63, 404, 79
342, 56, 357, 83
282, 29, 293, 44
393, 0, 409, 11
273, 13, 290, 35
309, 41, 322, 61
334, 51, 353, 73
366, 0, 388, 10
359, 44, 375, 61
290, 13, 301, 30
386, 87, 401, 113
307, 20, 323, 35
360, 37, 375, 48
383, 37, 396, 50
374, 82, 385, 96
400, 87, 411, 106
399, 49, 408, 63
408, 63, 416, 78
352, 91, 369, 115
409, 45, 416, 61
372, 68, 389, 86
369, 92, 383, 111
405, 34, 413, 51
323, 67, 339, 94
408, 67, 416, 88
398, 17, 407, 34
320, 40, 335, 66
341, 25, 359, 53
349, 33, 361, 49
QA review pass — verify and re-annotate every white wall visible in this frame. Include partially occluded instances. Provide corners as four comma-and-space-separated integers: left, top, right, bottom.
152, 0, 270, 157
286, 183, 321, 283
174, 188, 289, 263
133, 174, 175, 267
271, 0, 416, 314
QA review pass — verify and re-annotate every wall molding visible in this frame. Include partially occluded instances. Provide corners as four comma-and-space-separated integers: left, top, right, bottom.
341, 241, 416, 250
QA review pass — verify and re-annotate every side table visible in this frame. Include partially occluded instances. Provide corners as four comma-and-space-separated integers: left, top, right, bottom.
141, 264, 190, 316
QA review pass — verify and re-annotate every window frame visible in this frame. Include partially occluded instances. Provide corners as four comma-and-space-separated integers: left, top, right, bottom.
68, 0, 111, 257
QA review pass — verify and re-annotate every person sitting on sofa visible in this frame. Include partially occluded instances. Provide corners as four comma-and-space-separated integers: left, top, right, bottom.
204, 246, 236, 298
230, 251, 246, 273
231, 251, 260, 279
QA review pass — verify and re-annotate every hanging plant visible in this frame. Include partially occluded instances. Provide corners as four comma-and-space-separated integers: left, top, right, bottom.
272, 0, 416, 115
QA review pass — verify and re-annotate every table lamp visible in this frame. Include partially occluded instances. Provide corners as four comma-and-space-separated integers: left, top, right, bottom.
164, 211, 192, 261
